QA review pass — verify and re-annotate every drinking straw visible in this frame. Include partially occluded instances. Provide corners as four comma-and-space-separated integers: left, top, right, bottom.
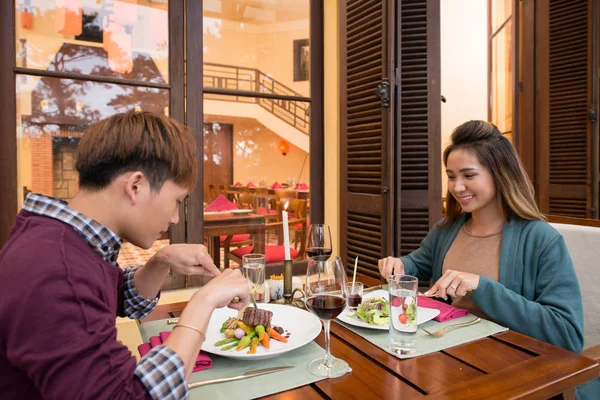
352, 256, 358, 290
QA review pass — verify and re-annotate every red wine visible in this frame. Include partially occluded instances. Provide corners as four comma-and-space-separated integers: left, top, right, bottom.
306, 247, 332, 261
306, 295, 346, 320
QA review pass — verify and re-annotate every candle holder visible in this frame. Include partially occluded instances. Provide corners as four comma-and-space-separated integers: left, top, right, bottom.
283, 259, 293, 304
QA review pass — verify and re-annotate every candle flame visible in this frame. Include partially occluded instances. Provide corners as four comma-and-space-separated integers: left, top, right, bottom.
284, 201, 289, 210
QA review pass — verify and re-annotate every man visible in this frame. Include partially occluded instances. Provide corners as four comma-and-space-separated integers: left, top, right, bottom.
0, 111, 249, 399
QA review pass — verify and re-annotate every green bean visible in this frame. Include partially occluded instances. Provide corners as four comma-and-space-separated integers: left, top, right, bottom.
221, 341, 239, 351
214, 337, 239, 347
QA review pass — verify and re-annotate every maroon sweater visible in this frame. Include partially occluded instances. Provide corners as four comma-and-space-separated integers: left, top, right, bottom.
0, 211, 150, 399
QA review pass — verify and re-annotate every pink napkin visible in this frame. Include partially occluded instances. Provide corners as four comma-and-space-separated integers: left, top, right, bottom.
271, 182, 283, 189
417, 296, 469, 323
205, 195, 238, 211
233, 181, 243, 187
247, 182, 256, 188
138, 331, 212, 373
295, 183, 309, 190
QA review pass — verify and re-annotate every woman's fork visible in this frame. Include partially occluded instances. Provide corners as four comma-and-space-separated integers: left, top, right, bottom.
421, 318, 481, 338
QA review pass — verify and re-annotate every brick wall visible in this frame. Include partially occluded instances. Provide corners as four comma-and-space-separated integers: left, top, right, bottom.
31, 134, 53, 196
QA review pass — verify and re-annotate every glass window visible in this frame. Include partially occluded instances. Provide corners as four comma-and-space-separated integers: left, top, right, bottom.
491, 19, 513, 136
202, 95, 310, 268
15, 74, 169, 208
491, 0, 512, 32
15, 0, 169, 84
202, 0, 310, 97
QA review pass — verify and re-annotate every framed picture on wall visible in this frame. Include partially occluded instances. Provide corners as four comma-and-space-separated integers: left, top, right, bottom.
293, 39, 310, 82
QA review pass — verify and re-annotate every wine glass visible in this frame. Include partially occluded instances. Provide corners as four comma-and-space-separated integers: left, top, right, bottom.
304, 256, 350, 378
306, 224, 333, 261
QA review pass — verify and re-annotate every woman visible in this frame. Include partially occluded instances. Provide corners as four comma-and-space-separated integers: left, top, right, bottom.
378, 120, 584, 354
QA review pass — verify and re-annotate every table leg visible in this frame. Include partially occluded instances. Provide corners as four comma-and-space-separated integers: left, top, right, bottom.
254, 224, 265, 254
211, 236, 221, 267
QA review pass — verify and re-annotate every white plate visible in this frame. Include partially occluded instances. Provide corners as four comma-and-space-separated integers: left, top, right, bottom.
203, 210, 232, 215
336, 289, 440, 331
202, 303, 321, 360
231, 209, 253, 214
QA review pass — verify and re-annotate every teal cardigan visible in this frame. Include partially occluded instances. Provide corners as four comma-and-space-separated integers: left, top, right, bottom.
400, 214, 584, 353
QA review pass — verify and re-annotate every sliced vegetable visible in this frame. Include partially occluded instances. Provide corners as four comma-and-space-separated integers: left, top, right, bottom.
269, 327, 288, 343
236, 320, 254, 335
221, 341, 239, 351
214, 337, 238, 347
255, 325, 266, 341
260, 332, 270, 349
247, 337, 259, 354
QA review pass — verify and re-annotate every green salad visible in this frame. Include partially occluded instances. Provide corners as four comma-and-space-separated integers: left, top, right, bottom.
351, 297, 389, 326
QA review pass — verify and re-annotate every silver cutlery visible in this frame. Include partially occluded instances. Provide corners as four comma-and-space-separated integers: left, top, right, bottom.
188, 366, 295, 389
422, 318, 481, 338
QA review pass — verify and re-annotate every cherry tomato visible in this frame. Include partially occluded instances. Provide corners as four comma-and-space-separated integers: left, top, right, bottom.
391, 297, 403, 307
399, 313, 407, 324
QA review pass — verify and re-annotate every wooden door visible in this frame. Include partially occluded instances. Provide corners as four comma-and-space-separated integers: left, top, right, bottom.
536, 0, 599, 218
340, 0, 441, 279
203, 122, 233, 202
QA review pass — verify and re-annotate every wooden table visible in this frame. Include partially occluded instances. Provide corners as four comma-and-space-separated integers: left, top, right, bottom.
144, 275, 599, 399
204, 212, 265, 266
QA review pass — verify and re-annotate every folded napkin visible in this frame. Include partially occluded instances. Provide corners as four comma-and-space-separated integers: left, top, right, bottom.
205, 194, 238, 211
271, 181, 283, 189
138, 331, 212, 372
295, 183, 309, 190
233, 181, 243, 187
417, 296, 469, 323
247, 182, 256, 188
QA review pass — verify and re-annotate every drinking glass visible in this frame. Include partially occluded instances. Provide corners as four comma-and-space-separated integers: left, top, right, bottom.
345, 281, 364, 312
388, 274, 418, 355
306, 224, 333, 261
242, 253, 266, 303
304, 256, 350, 378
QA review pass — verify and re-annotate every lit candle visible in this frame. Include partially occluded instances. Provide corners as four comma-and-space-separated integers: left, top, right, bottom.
282, 201, 291, 260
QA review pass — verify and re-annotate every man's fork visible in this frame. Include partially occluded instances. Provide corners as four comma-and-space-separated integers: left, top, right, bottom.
421, 318, 481, 338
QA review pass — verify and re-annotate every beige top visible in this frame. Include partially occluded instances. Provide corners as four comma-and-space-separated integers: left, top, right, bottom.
441, 221, 502, 319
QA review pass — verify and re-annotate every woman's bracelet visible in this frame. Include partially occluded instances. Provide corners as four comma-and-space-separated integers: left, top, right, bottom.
173, 324, 206, 342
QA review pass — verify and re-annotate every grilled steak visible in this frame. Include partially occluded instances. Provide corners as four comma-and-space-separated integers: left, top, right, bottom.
241, 307, 273, 327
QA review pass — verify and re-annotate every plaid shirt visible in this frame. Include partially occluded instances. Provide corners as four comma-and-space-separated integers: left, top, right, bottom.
23, 193, 188, 400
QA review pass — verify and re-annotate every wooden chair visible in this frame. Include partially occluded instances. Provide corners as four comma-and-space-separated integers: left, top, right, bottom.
277, 198, 308, 249
226, 208, 307, 266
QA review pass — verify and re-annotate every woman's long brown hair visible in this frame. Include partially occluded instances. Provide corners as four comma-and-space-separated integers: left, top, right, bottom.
442, 120, 545, 224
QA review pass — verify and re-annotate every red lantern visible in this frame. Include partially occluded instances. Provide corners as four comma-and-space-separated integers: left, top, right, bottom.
278, 140, 290, 156
21, 10, 33, 29
55, 0, 82, 36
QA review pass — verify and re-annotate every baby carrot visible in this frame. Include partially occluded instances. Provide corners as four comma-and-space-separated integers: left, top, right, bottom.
260, 332, 270, 349
268, 327, 288, 343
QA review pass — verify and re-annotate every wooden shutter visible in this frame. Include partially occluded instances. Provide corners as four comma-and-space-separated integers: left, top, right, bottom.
340, 0, 441, 278
396, 0, 442, 256
536, 0, 598, 218
340, 0, 394, 278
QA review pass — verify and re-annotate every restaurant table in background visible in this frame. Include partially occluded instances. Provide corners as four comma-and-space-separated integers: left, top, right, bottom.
141, 275, 599, 399
227, 185, 310, 200
204, 213, 265, 266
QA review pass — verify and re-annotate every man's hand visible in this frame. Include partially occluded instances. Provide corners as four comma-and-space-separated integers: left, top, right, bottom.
193, 268, 250, 310
378, 256, 405, 280
150, 244, 220, 276
425, 269, 480, 300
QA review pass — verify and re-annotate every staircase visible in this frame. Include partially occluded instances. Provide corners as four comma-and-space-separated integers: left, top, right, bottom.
203, 63, 310, 136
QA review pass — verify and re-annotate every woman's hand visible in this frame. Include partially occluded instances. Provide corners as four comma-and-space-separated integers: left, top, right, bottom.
151, 244, 220, 276
425, 269, 480, 300
194, 268, 250, 310
378, 256, 405, 280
